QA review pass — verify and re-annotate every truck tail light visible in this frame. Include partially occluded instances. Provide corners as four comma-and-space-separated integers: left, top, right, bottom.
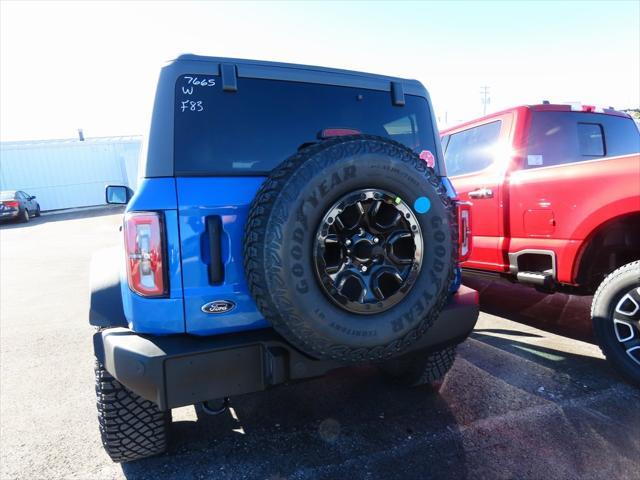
123, 212, 167, 297
318, 128, 362, 139
2, 201, 19, 208
457, 201, 472, 262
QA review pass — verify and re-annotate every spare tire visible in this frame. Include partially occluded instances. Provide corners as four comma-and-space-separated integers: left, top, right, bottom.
243, 135, 457, 362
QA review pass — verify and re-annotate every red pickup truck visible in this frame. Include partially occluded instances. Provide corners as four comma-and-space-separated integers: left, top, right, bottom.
441, 103, 640, 383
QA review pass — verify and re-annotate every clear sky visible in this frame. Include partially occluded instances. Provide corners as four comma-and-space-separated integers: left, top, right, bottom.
1, 0, 638, 141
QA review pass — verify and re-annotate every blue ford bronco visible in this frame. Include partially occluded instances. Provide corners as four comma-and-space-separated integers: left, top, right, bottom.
90, 54, 479, 462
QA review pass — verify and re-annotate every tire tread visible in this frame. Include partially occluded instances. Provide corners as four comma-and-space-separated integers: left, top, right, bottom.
95, 360, 169, 462
380, 346, 457, 387
591, 260, 640, 384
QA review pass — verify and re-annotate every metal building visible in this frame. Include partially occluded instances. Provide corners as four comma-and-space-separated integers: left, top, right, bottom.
0, 136, 141, 211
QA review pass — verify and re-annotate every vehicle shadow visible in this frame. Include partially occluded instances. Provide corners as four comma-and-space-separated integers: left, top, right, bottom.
115, 273, 634, 479
121, 365, 469, 480
118, 333, 639, 480
0, 206, 124, 230
463, 275, 594, 343
467, 330, 617, 388
456, 334, 640, 478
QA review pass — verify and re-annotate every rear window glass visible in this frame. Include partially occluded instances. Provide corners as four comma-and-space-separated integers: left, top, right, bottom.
443, 121, 502, 176
174, 75, 437, 175
526, 111, 640, 168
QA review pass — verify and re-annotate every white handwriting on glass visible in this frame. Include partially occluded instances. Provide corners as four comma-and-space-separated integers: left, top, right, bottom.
181, 100, 204, 112
183, 76, 216, 87
179, 76, 214, 112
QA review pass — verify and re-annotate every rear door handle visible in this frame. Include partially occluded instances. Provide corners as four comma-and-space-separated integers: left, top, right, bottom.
206, 216, 224, 285
468, 188, 493, 199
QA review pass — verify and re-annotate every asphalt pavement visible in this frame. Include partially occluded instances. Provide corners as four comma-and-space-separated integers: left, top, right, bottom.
1, 209, 638, 480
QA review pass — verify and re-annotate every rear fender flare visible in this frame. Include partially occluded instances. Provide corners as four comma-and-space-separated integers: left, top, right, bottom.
89, 247, 128, 328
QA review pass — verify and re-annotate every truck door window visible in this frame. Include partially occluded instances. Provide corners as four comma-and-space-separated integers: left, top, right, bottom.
444, 121, 502, 176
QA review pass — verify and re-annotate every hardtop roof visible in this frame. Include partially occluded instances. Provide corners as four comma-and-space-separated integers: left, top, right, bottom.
165, 54, 428, 98
173, 53, 423, 87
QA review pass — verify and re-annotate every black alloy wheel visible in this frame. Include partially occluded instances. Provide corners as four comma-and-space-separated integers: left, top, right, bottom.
314, 188, 423, 314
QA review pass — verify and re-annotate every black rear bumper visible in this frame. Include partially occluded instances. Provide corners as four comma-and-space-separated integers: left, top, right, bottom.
94, 286, 479, 411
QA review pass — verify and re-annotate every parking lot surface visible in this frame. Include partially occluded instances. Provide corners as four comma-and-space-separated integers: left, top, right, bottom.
1, 210, 639, 480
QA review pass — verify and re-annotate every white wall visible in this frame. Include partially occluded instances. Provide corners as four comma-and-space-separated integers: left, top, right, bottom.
0, 136, 141, 211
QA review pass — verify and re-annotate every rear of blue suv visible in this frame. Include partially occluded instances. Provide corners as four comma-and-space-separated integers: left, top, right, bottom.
90, 55, 479, 462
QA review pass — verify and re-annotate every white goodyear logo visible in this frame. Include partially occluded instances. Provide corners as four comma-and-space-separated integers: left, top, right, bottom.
201, 300, 236, 314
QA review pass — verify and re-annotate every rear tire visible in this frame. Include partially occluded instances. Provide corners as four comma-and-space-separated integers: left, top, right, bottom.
20, 209, 29, 223
379, 345, 457, 387
95, 359, 170, 462
591, 260, 640, 385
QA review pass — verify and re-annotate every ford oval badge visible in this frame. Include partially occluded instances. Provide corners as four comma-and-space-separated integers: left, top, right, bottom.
201, 300, 236, 314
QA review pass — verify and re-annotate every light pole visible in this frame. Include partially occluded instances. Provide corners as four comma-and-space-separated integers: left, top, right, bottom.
480, 86, 490, 115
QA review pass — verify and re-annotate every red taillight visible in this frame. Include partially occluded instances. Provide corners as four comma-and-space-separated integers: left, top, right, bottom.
123, 212, 166, 297
2, 201, 19, 208
457, 201, 472, 262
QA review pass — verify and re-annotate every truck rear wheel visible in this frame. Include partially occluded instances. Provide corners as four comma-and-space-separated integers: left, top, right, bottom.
591, 260, 640, 384
95, 359, 170, 462
244, 135, 457, 363
378, 345, 457, 387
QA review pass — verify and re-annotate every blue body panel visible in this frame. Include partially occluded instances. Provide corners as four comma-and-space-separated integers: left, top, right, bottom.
122, 179, 185, 334
127, 177, 178, 210
175, 177, 268, 335
121, 175, 461, 336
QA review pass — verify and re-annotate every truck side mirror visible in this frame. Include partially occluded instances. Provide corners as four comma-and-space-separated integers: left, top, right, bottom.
106, 185, 132, 205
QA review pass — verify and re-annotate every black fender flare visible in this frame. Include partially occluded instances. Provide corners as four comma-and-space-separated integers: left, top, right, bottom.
89, 247, 128, 328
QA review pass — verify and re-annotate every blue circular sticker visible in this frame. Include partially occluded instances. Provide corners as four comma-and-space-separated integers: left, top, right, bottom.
414, 196, 431, 214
